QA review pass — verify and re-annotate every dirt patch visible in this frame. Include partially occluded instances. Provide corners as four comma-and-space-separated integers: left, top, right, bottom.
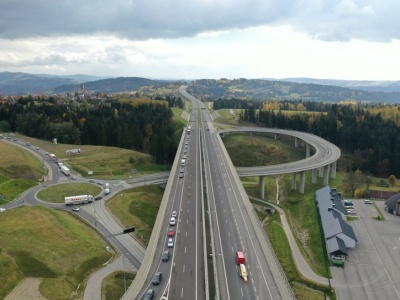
5, 278, 48, 300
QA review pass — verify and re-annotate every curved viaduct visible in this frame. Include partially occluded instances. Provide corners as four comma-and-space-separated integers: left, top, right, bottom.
217, 127, 341, 195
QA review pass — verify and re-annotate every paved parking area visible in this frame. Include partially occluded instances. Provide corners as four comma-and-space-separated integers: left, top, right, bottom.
331, 199, 400, 300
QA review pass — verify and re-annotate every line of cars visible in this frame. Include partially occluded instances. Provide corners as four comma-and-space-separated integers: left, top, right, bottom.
179, 135, 190, 178
144, 210, 178, 299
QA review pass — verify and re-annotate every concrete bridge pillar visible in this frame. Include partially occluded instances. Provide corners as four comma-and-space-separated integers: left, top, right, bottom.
294, 137, 299, 148
299, 171, 306, 194
323, 165, 330, 186
306, 143, 310, 158
259, 176, 266, 200
312, 168, 318, 184
291, 173, 297, 190
330, 161, 337, 178
319, 167, 324, 177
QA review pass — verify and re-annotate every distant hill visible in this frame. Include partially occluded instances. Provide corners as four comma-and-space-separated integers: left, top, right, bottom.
54, 77, 172, 94
1, 72, 400, 103
280, 78, 400, 93
187, 78, 400, 103
0, 72, 104, 95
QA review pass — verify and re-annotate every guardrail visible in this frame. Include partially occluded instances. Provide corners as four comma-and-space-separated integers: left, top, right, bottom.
216, 133, 297, 299
121, 133, 186, 299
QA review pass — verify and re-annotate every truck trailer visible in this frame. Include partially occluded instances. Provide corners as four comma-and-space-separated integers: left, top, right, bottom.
61, 165, 70, 176
65, 195, 94, 206
236, 252, 248, 282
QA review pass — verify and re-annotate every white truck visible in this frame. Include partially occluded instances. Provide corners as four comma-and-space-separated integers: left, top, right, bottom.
61, 165, 70, 176
65, 195, 94, 206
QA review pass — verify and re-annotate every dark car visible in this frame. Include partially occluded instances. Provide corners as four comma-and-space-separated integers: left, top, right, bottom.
143, 289, 154, 300
94, 196, 103, 201
152, 272, 162, 285
162, 250, 170, 262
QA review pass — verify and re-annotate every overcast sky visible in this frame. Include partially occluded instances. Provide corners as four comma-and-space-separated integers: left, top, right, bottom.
0, 0, 399, 80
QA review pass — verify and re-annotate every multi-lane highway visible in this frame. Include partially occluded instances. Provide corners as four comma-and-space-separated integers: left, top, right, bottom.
202, 108, 290, 299
1, 86, 341, 300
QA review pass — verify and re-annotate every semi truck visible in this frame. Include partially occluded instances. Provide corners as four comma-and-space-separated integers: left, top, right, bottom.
236, 252, 248, 282
61, 165, 70, 176
65, 195, 94, 206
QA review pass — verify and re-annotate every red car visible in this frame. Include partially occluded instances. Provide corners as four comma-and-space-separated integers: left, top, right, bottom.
168, 228, 175, 237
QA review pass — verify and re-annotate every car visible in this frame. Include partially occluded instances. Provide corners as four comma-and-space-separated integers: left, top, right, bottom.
183, 155, 186, 159
94, 196, 103, 201
26, 142, 31, 146
97, 181, 103, 185
45, 152, 49, 155
36, 147, 39, 150
162, 250, 170, 262
185, 141, 188, 145
71, 207, 80, 212
167, 238, 174, 248
170, 217, 176, 225
89, 179, 95, 183
143, 289, 155, 300
168, 228, 175, 237
364, 199, 373, 204
207, 128, 209, 131
70, 176, 76, 180
172, 211, 177, 218
152, 272, 162, 285
179, 172, 184, 178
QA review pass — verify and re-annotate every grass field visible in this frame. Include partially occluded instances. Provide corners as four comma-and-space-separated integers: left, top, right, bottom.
12, 134, 165, 179
101, 271, 135, 300
0, 142, 44, 204
37, 183, 102, 203
106, 185, 164, 247
0, 206, 112, 299
222, 132, 306, 167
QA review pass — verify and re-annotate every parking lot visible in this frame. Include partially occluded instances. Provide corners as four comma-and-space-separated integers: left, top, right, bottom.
331, 199, 400, 300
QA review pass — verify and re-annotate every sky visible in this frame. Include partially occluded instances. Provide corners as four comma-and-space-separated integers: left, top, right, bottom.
0, 0, 399, 81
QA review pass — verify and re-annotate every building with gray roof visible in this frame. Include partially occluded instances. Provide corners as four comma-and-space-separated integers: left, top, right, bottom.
384, 193, 400, 215
316, 186, 357, 258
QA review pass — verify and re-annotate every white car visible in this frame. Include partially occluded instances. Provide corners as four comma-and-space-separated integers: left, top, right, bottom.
364, 199, 373, 204
71, 207, 80, 212
167, 238, 174, 248
172, 211, 177, 218
170, 217, 176, 225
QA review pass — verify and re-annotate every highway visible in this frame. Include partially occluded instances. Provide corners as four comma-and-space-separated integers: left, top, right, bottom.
201, 109, 287, 299
1, 87, 341, 300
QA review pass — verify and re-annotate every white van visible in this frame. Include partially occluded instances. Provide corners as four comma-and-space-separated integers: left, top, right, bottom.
181, 159, 186, 166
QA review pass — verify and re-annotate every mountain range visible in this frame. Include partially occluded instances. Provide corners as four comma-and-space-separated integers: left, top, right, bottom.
1, 71, 400, 103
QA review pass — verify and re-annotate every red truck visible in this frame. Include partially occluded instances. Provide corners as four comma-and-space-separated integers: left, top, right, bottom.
236, 252, 248, 282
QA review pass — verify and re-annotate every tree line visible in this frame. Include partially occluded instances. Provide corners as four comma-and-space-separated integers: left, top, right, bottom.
238, 101, 400, 178
0, 95, 184, 164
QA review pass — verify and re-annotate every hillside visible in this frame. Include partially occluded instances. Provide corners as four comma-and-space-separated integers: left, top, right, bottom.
1, 71, 400, 103
0, 72, 99, 95
54, 77, 175, 93
187, 78, 400, 103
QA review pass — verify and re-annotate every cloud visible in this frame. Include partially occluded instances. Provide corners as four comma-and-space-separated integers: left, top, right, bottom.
0, 0, 398, 42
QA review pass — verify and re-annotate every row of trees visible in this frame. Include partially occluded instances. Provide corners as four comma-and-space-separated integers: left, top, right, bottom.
0, 96, 181, 164
239, 102, 400, 178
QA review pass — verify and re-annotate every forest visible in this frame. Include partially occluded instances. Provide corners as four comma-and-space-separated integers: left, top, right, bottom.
0, 95, 184, 164
236, 99, 400, 178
